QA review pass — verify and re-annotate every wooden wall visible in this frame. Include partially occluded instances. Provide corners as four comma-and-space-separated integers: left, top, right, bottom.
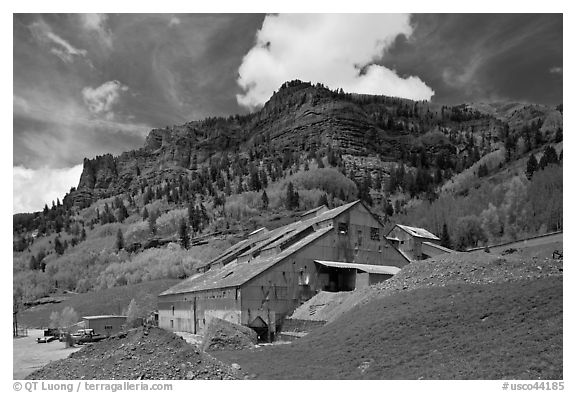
158, 287, 241, 334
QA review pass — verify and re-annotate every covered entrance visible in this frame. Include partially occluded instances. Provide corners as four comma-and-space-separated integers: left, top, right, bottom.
314, 260, 401, 292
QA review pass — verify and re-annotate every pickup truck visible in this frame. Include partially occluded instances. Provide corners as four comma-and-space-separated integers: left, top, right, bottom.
71, 329, 105, 344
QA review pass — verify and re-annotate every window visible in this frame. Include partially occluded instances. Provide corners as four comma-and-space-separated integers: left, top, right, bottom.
338, 222, 348, 234
370, 227, 380, 241
104, 325, 112, 330
357, 230, 363, 246
275, 286, 288, 299
170, 320, 174, 328
171, 306, 175, 315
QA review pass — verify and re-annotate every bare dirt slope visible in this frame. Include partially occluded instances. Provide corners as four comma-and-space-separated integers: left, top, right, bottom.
291, 250, 562, 325
27, 327, 239, 380
215, 276, 562, 379
289, 291, 350, 321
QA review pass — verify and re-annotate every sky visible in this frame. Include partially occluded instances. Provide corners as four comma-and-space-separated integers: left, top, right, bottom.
12, 13, 563, 213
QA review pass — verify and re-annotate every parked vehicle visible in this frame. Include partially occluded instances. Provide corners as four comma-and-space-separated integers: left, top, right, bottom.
71, 328, 105, 344
36, 335, 57, 343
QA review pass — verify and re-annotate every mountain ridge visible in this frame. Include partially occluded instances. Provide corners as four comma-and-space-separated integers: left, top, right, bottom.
66, 80, 560, 209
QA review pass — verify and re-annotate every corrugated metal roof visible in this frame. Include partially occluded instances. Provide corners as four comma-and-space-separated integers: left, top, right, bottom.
160, 225, 334, 296
396, 224, 440, 240
314, 260, 401, 275
198, 200, 361, 271
248, 227, 267, 237
300, 205, 327, 217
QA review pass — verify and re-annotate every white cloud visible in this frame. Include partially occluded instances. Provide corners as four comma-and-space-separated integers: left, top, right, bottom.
82, 80, 128, 119
13, 165, 84, 213
80, 13, 113, 48
29, 20, 87, 63
236, 14, 434, 109
549, 66, 562, 75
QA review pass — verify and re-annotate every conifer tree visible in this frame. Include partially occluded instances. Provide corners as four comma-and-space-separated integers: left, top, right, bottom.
148, 210, 157, 236
317, 193, 328, 208
29, 255, 38, 270
440, 223, 451, 249
285, 182, 298, 210
179, 218, 189, 249
116, 229, 124, 251
54, 236, 64, 255
526, 154, 538, 180
261, 190, 269, 209
539, 146, 559, 170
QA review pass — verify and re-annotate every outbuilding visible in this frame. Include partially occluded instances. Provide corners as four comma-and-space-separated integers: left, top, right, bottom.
82, 315, 127, 336
386, 224, 451, 261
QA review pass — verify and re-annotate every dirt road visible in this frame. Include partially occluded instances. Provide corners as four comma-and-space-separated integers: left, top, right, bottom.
13, 329, 81, 379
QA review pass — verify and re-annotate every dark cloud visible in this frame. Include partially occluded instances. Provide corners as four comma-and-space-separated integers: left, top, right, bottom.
12, 13, 562, 212
13, 13, 264, 171
382, 14, 563, 105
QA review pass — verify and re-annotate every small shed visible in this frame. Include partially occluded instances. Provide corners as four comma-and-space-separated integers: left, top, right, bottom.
386, 224, 442, 261
82, 315, 127, 336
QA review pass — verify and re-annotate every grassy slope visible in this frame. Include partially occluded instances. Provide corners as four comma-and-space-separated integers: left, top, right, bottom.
215, 277, 562, 379
18, 279, 181, 328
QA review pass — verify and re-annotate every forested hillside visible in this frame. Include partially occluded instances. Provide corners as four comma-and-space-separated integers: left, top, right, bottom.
13, 80, 563, 307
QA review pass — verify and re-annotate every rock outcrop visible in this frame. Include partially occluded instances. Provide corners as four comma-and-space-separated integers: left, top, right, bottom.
67, 80, 561, 207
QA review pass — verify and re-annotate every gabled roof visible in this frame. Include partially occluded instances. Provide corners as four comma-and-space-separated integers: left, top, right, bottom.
395, 224, 440, 240
314, 260, 401, 275
160, 225, 334, 296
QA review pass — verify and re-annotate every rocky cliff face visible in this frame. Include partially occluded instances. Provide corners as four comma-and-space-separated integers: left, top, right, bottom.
69, 80, 561, 207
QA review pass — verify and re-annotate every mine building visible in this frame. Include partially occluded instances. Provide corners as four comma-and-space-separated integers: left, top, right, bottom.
158, 200, 409, 337
386, 224, 452, 261
81, 315, 127, 336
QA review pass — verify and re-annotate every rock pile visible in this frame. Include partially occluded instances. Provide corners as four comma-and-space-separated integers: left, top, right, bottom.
201, 318, 257, 352
324, 251, 563, 323
27, 327, 239, 380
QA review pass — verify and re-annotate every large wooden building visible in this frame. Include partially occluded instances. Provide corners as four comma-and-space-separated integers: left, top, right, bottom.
158, 200, 409, 337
